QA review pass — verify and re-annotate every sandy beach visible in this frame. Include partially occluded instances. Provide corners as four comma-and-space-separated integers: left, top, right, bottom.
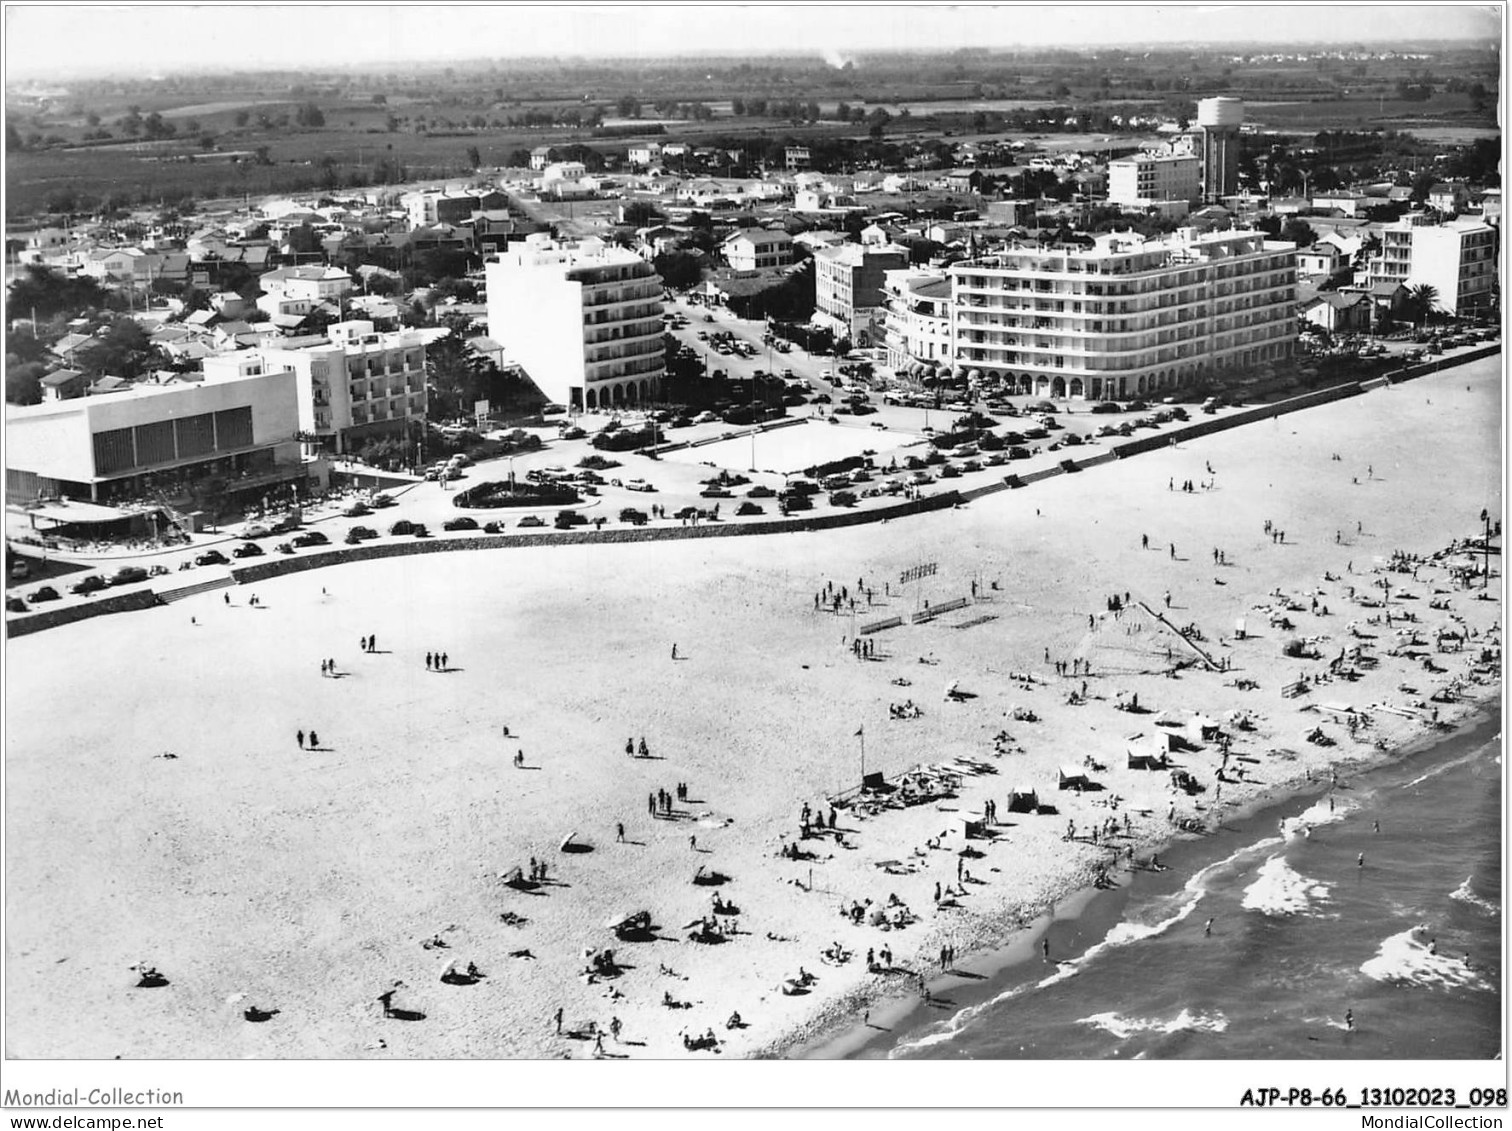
3, 359, 1500, 1060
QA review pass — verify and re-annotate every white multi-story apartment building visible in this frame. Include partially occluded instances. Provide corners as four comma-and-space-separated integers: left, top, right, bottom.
485, 235, 664, 411
881, 269, 953, 369
206, 321, 428, 456
813, 242, 910, 344
1106, 153, 1201, 208
1365, 215, 1497, 317
948, 228, 1297, 401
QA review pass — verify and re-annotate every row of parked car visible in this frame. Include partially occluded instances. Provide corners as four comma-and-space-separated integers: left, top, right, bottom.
7, 563, 165, 612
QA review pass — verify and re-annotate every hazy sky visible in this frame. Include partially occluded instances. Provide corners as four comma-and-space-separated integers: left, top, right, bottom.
4, 3, 1502, 80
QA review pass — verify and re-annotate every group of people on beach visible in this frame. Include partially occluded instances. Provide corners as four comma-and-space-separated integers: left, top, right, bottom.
649, 784, 688, 817
425, 651, 450, 671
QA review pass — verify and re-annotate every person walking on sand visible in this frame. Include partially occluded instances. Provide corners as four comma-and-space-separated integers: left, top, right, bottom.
689, 835, 697, 852
553, 1007, 563, 1035
1357, 853, 1365, 868
426, 652, 433, 671
308, 731, 319, 749
441, 652, 448, 670
1344, 1009, 1354, 1031
616, 822, 625, 843
671, 643, 679, 660
1042, 938, 1050, 961
297, 729, 304, 749
1204, 918, 1214, 937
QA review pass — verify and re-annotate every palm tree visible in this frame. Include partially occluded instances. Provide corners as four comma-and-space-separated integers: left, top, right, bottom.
1405, 283, 1441, 327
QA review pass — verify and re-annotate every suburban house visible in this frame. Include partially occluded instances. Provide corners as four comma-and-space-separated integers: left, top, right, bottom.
722, 228, 794, 272
627, 143, 663, 167
1301, 290, 1371, 334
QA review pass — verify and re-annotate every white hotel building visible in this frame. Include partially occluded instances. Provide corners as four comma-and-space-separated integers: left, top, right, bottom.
1106, 152, 1201, 209
485, 235, 665, 410
948, 228, 1298, 401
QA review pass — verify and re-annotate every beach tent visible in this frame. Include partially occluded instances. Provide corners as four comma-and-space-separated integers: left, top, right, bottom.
861, 770, 887, 792
1126, 735, 1169, 770
1058, 765, 1088, 790
1152, 709, 1184, 727
1007, 786, 1039, 813
1188, 714, 1222, 743
957, 814, 988, 839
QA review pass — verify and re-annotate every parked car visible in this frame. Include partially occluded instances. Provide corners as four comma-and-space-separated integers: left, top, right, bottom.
1008, 446, 1031, 460
232, 542, 265, 558
242, 523, 272, 539
618, 508, 649, 525
276, 541, 296, 553
370, 493, 396, 508
748, 484, 775, 498
554, 510, 588, 529
518, 515, 546, 528
736, 501, 764, 516
110, 566, 149, 586
195, 550, 229, 566
70, 574, 108, 595
9, 559, 30, 580
700, 487, 733, 498
7, 596, 27, 613
346, 526, 378, 544
27, 585, 60, 603
343, 502, 372, 517
388, 519, 416, 536
410, 523, 430, 537
292, 531, 330, 547
443, 517, 479, 532
625, 479, 657, 492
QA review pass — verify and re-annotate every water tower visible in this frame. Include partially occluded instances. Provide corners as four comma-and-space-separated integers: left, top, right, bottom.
1196, 97, 1243, 204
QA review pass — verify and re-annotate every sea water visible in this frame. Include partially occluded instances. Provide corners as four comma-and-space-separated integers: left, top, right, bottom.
859, 710, 1501, 1061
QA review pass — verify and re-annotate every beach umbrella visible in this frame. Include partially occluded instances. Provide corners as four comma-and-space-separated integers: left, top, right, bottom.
603, 911, 634, 930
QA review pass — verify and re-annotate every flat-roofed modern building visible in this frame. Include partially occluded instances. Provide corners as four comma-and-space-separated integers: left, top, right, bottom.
813, 242, 910, 346
1107, 153, 1201, 208
207, 321, 428, 457
5, 368, 302, 505
881, 269, 953, 369
485, 235, 665, 410
948, 227, 1297, 401
1365, 215, 1497, 317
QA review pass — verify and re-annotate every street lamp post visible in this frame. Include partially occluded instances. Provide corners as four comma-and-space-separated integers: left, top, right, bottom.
1481, 508, 1491, 589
